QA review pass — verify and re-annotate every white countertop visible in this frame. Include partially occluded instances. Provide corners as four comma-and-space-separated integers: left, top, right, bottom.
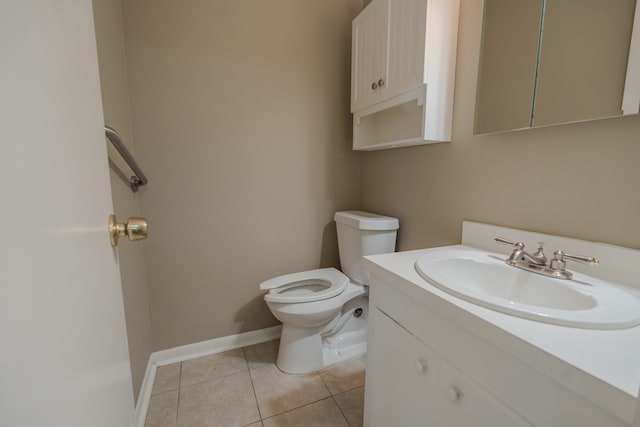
365, 244, 640, 423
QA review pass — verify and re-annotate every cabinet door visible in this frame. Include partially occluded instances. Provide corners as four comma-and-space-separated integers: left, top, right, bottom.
438, 360, 533, 427
382, 0, 427, 100
351, 0, 386, 112
366, 308, 441, 427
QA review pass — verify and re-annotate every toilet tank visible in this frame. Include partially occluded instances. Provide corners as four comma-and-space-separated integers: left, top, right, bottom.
334, 211, 399, 285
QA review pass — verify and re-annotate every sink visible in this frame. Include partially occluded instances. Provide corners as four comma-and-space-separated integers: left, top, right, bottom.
415, 248, 640, 329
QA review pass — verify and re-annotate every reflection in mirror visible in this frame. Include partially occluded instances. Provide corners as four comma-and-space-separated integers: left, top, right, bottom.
475, 0, 543, 133
475, 0, 639, 135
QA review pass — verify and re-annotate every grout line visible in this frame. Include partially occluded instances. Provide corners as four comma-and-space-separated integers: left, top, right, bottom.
262, 396, 337, 422
333, 383, 366, 397
179, 367, 250, 391
148, 388, 180, 398
317, 370, 333, 395
244, 346, 264, 421
253, 370, 334, 420
174, 363, 182, 427
241, 345, 250, 371
332, 394, 351, 426
178, 348, 251, 390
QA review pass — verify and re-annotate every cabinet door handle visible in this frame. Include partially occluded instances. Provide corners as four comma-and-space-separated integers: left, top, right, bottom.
378, 78, 385, 87
371, 81, 378, 90
414, 359, 428, 373
447, 386, 461, 403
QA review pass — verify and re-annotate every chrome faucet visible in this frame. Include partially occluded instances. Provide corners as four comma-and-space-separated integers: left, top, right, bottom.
494, 237, 599, 280
495, 237, 547, 266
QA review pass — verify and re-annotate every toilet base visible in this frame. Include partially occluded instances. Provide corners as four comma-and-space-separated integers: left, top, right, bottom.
276, 296, 368, 374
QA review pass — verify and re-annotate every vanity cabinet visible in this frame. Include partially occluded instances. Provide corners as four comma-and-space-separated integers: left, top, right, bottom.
366, 307, 532, 427
364, 271, 631, 427
350, 0, 459, 150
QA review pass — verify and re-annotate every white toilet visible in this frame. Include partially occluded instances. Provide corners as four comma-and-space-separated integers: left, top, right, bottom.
259, 210, 399, 374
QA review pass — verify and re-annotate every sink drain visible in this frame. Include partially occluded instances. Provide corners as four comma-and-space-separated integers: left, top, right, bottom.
354, 308, 363, 318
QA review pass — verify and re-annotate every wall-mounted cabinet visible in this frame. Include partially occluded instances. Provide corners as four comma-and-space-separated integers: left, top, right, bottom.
351, 0, 460, 150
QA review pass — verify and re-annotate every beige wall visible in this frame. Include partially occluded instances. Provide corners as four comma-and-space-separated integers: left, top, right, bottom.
102, 0, 640, 365
123, 0, 362, 350
361, 0, 640, 253
92, 0, 153, 401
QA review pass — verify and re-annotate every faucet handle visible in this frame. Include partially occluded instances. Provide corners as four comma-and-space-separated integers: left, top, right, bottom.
532, 242, 548, 263
550, 250, 600, 272
494, 237, 524, 249
533, 242, 546, 255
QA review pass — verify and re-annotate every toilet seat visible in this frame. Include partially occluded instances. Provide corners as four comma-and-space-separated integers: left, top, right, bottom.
260, 268, 349, 303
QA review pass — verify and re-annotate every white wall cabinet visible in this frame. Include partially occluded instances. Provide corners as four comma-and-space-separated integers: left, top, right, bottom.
351, 0, 460, 150
351, 0, 427, 112
351, 0, 387, 112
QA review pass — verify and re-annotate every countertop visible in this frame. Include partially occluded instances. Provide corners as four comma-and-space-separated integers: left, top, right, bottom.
365, 244, 640, 424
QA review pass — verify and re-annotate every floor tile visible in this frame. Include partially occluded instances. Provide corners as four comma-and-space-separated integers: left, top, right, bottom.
262, 398, 348, 427
250, 364, 331, 418
319, 357, 366, 395
178, 371, 260, 427
180, 348, 247, 388
145, 390, 178, 427
243, 422, 263, 427
152, 363, 181, 396
334, 386, 364, 427
244, 339, 279, 370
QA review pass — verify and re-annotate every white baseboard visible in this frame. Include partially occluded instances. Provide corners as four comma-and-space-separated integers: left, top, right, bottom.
151, 324, 282, 366
132, 325, 282, 427
131, 359, 157, 427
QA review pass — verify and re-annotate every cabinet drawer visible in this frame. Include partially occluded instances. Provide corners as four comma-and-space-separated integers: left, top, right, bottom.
367, 308, 441, 427
367, 308, 531, 427
439, 359, 532, 427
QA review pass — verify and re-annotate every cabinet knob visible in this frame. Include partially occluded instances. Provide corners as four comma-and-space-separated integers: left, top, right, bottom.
414, 359, 428, 373
447, 386, 461, 403
371, 81, 378, 90
378, 78, 385, 87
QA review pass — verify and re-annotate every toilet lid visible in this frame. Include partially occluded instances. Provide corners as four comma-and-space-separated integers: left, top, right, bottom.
259, 268, 350, 303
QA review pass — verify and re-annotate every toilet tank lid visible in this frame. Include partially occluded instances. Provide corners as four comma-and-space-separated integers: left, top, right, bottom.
334, 211, 399, 231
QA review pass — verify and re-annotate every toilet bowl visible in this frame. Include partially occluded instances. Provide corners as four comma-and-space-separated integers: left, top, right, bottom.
259, 211, 399, 374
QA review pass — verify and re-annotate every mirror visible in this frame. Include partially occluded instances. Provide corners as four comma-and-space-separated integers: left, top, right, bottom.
475, 0, 640, 134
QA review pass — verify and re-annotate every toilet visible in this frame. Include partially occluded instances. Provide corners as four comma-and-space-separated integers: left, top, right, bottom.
259, 210, 399, 374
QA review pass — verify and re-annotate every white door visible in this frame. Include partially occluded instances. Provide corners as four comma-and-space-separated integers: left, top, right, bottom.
0, 2, 134, 427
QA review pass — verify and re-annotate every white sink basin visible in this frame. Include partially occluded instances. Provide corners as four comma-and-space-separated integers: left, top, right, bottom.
415, 248, 640, 329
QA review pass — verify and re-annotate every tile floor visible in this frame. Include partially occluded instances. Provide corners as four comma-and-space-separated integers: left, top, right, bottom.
145, 340, 365, 427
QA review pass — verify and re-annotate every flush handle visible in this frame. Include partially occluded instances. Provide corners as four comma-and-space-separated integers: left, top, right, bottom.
109, 214, 148, 247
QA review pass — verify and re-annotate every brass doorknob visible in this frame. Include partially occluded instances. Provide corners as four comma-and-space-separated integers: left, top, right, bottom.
109, 214, 148, 247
